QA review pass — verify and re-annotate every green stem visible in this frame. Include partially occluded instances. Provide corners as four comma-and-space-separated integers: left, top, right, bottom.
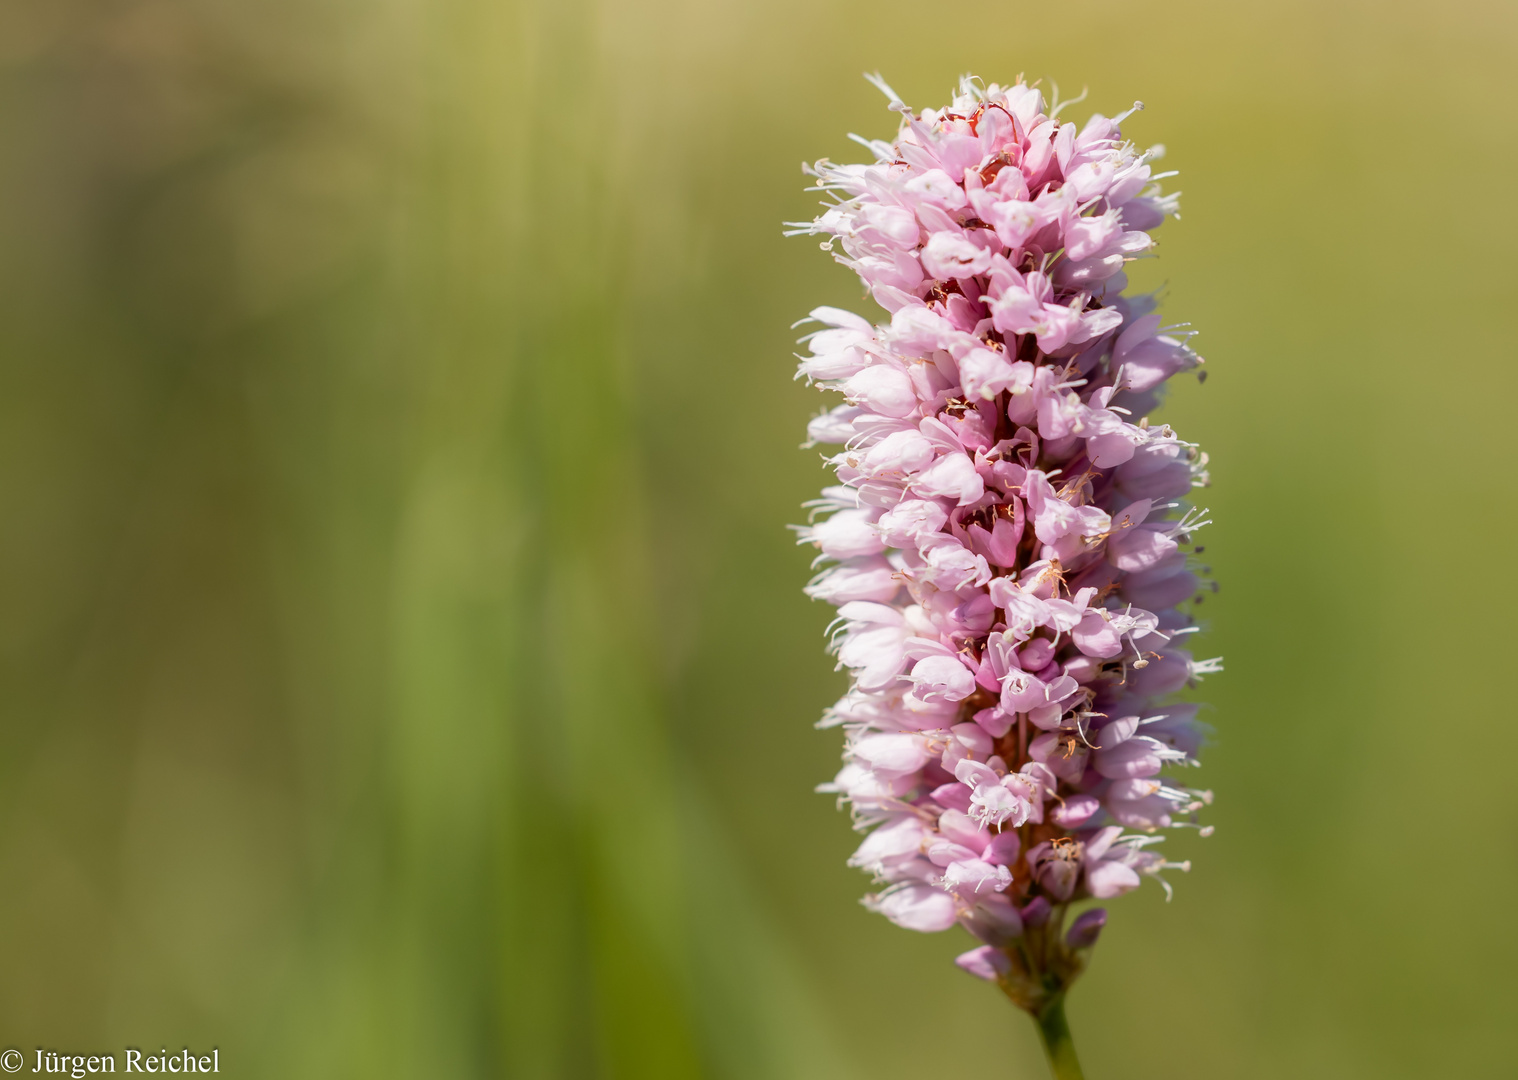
1034, 996, 1084, 1080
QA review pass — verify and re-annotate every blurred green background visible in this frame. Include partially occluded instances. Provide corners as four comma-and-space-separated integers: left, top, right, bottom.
1, 0, 1515, 1076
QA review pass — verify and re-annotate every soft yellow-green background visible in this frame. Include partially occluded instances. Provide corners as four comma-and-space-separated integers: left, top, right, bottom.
1, 0, 1514, 1076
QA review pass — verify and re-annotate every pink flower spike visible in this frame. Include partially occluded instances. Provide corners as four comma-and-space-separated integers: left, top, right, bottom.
792, 72, 1223, 1057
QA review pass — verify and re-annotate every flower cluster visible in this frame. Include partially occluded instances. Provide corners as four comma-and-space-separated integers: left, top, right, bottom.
790, 75, 1220, 1007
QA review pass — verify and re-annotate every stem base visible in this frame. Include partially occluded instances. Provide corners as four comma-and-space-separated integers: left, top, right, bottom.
1033, 997, 1084, 1080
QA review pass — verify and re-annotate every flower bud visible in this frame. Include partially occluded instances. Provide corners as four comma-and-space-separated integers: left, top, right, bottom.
1066, 908, 1108, 950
